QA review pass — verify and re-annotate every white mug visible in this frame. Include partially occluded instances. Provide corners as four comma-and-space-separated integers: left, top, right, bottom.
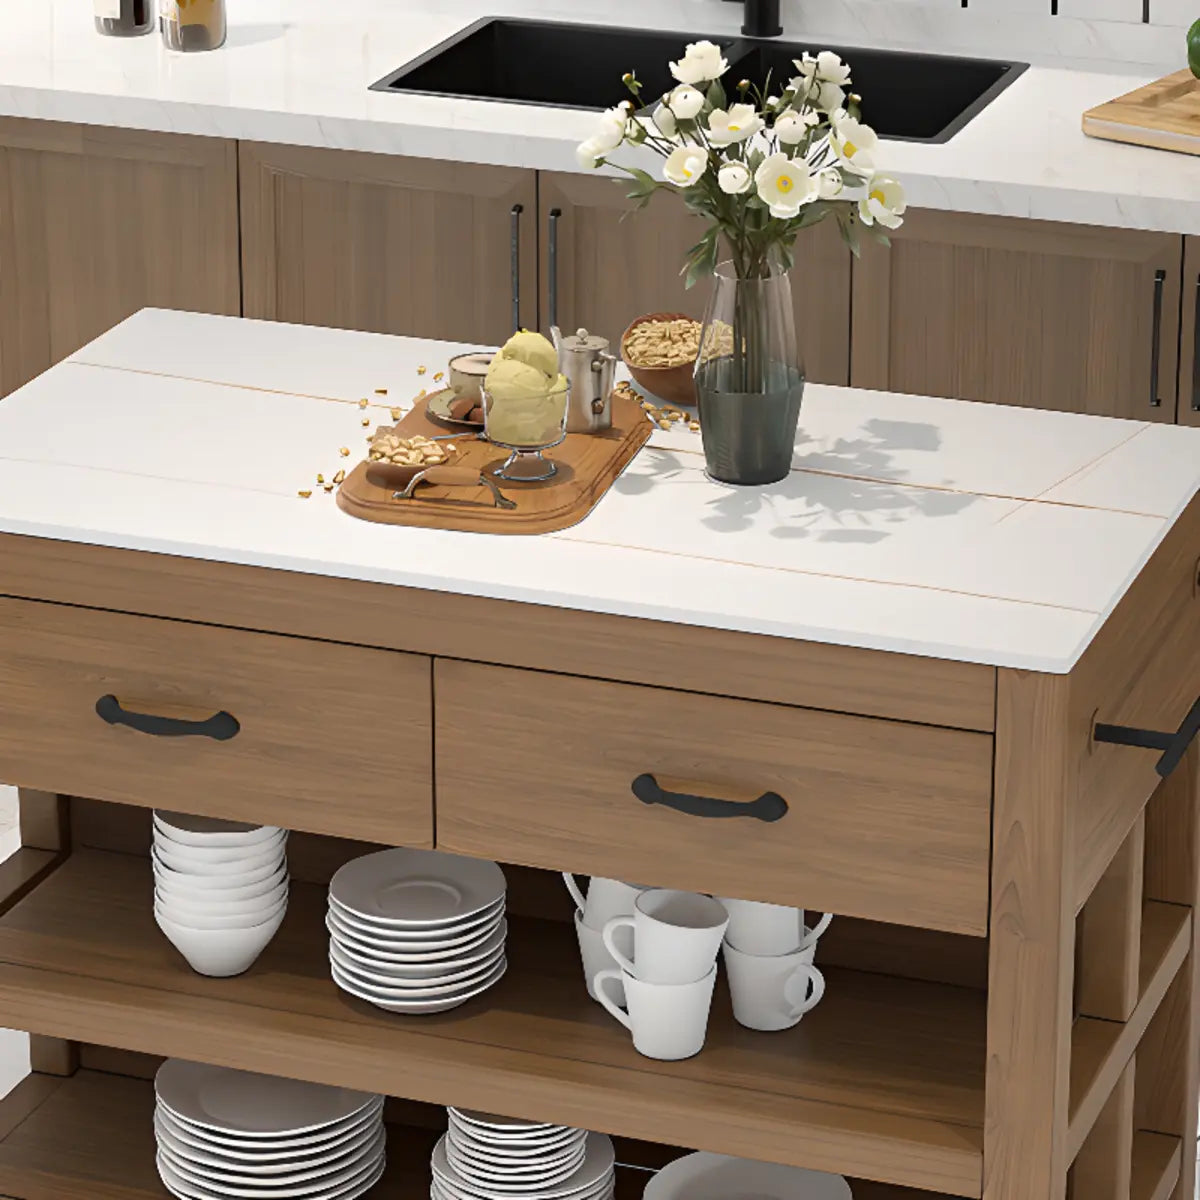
562, 873, 650, 931
722, 940, 827, 1032
594, 965, 716, 1060
574, 910, 633, 1004
602, 889, 729, 985
718, 897, 833, 956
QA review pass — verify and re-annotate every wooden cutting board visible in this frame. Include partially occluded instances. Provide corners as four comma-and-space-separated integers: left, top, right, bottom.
1082, 68, 1200, 156
336, 389, 652, 534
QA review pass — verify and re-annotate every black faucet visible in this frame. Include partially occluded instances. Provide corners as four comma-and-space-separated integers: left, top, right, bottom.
740, 0, 783, 37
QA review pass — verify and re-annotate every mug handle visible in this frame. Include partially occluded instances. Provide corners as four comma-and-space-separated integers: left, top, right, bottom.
594, 969, 633, 1031
800, 912, 834, 951
785, 964, 826, 1017
602, 916, 637, 975
562, 872, 587, 914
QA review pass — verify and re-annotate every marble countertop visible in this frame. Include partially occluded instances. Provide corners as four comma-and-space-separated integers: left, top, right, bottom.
0, 0, 1198, 233
0, 307, 1196, 673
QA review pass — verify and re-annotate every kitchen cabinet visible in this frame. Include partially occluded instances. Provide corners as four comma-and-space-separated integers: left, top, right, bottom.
850, 209, 1182, 421
0, 118, 239, 398
239, 142, 538, 346
539, 171, 852, 386
1180, 236, 1199, 427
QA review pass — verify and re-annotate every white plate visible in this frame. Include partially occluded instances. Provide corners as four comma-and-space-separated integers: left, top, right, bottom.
432, 1133, 614, 1200
329, 941, 504, 992
642, 1152, 853, 1200
431, 1172, 614, 1200
329, 920, 507, 973
156, 1149, 384, 1200
448, 1121, 585, 1157
328, 894, 503, 943
326, 907, 504, 954
155, 1060, 380, 1138
447, 1131, 586, 1166
154, 1109, 382, 1171
448, 1113, 577, 1147
156, 1099, 384, 1155
330, 956, 506, 1014
329, 950, 506, 999
450, 1109, 564, 1135
446, 1143, 587, 1188
329, 848, 505, 928
154, 812, 285, 847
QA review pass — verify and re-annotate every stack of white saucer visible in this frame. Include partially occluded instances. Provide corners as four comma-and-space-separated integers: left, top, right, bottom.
327, 847, 507, 1014
432, 1108, 615, 1200
153, 810, 289, 978
154, 1059, 386, 1200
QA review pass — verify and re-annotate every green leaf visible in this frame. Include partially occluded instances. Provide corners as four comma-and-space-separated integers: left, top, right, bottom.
1190, 18, 1200, 78
706, 79, 727, 112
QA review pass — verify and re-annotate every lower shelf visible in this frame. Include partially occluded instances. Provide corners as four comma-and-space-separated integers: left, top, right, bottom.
1130, 1130, 1183, 1200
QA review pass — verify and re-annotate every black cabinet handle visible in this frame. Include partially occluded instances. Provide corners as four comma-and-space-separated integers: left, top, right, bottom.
1191, 274, 1199, 412
1094, 694, 1200, 779
509, 204, 524, 333
548, 208, 562, 331
96, 694, 240, 742
1149, 268, 1166, 408
631, 773, 788, 822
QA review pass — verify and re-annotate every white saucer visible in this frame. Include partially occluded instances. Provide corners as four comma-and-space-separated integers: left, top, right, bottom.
446, 1142, 587, 1188
448, 1121, 584, 1157
327, 895, 504, 945
326, 913, 505, 962
329, 849, 505, 927
157, 1150, 384, 1200
642, 1152, 852, 1200
156, 1098, 383, 1155
330, 956, 506, 1014
329, 920, 507, 972
329, 942, 504, 992
432, 1133, 614, 1200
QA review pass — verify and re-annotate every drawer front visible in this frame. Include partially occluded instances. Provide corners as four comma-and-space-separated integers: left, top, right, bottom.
0, 598, 432, 846
435, 662, 994, 935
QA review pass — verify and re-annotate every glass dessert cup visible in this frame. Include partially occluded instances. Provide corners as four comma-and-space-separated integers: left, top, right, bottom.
482, 383, 570, 481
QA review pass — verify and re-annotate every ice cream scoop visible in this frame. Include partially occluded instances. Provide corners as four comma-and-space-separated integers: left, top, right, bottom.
499, 329, 559, 380
484, 357, 553, 404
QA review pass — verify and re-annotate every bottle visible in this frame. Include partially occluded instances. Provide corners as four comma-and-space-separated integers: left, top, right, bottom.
160, 0, 227, 52
94, 0, 154, 36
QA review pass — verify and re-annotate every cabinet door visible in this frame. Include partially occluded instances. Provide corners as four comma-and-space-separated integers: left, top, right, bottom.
851, 209, 1182, 421
0, 119, 239, 398
538, 171, 851, 385
240, 143, 538, 347
1181, 235, 1200, 427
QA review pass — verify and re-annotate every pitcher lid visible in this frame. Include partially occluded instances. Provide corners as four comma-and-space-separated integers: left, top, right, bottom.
561, 327, 609, 353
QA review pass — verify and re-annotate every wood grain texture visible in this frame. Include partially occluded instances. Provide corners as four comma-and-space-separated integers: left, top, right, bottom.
1130, 1131, 1183, 1200
0, 117, 239, 398
1076, 814, 1144, 1022
1181, 236, 1199, 428
0, 532, 996, 731
985, 670, 1075, 1200
1070, 1059, 1133, 1200
0, 850, 986, 1196
338, 390, 651, 533
538, 172, 852, 386
240, 142, 538, 345
0, 597, 433, 847
1082, 70, 1200, 156
851, 208, 1182, 420
436, 660, 994, 935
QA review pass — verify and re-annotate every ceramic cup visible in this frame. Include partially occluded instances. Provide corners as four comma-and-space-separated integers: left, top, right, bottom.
602, 889, 728, 985
594, 965, 716, 1060
574, 910, 634, 1004
562, 873, 651, 932
718, 897, 834, 957
722, 941, 827, 1032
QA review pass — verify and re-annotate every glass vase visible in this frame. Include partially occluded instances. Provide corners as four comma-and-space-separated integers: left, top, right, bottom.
693, 264, 804, 486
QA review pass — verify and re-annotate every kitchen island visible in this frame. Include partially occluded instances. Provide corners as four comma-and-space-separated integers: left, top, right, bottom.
0, 308, 1195, 1200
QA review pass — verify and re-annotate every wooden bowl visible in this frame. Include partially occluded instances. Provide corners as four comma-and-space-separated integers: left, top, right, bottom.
620, 312, 700, 409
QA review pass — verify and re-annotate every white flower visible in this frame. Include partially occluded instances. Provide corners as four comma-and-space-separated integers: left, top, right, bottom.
669, 40, 729, 86
830, 113, 878, 175
662, 145, 708, 188
652, 102, 678, 138
816, 166, 843, 198
590, 104, 631, 154
667, 85, 705, 121
858, 174, 906, 229
790, 52, 851, 113
575, 138, 605, 169
717, 162, 753, 195
753, 152, 818, 218
773, 113, 810, 145
707, 103, 764, 146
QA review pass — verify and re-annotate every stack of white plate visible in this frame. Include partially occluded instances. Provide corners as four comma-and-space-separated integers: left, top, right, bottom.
643, 1151, 851, 1200
153, 810, 289, 978
153, 1059, 386, 1200
432, 1109, 615, 1200
327, 848, 507, 1014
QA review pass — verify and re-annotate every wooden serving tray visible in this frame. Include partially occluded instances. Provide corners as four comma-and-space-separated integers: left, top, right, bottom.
336, 389, 651, 534
1082, 68, 1200, 156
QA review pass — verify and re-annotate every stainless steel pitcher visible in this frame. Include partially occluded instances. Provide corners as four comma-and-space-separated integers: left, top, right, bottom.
552, 327, 617, 434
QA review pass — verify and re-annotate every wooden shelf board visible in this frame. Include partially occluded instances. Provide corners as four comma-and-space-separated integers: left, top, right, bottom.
0, 852, 985, 1197
1067, 901, 1191, 1161
1130, 1130, 1183, 1200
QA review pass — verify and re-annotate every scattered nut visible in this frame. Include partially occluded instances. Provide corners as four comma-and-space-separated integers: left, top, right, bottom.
297, 489, 312, 498
358, 398, 369, 409
417, 366, 427, 376
316, 473, 325, 484
361, 417, 370, 427
323, 484, 334, 493
375, 388, 388, 395
657, 419, 671, 431
339, 447, 350, 457
332, 468, 345, 484
433, 371, 444, 382
689, 421, 701, 431
390, 408, 402, 421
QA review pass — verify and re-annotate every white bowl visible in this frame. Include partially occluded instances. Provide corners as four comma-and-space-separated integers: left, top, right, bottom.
153, 811, 285, 848
153, 850, 284, 890
155, 867, 289, 906
153, 828, 287, 866
154, 839, 285, 877
156, 886, 288, 926
156, 906, 285, 977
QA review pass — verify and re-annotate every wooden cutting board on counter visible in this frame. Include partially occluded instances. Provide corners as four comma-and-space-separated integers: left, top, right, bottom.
1082, 68, 1200, 156
336, 389, 652, 534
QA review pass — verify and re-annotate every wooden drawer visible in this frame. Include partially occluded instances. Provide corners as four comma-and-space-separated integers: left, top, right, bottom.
0, 597, 432, 845
435, 661, 994, 935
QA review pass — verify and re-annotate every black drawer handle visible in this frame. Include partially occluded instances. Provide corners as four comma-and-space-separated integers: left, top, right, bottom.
631, 773, 788, 822
95, 694, 240, 742
1094, 694, 1200, 779
1149, 268, 1166, 408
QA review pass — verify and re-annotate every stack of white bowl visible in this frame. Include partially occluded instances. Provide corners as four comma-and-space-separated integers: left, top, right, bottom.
153, 810, 289, 978
432, 1108, 615, 1200
154, 1059, 386, 1200
327, 847, 507, 1014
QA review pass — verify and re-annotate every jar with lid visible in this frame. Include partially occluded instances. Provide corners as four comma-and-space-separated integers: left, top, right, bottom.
160, 0, 227, 51
94, 0, 154, 36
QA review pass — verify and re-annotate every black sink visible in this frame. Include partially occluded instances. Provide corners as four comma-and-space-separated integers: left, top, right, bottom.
371, 17, 1028, 144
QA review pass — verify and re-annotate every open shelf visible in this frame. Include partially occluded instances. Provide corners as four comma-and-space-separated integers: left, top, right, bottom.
1129, 1130, 1183, 1200
0, 852, 985, 1197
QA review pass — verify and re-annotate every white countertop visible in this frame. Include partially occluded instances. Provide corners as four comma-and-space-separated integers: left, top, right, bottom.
0, 0, 1198, 234
0, 307, 1196, 673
